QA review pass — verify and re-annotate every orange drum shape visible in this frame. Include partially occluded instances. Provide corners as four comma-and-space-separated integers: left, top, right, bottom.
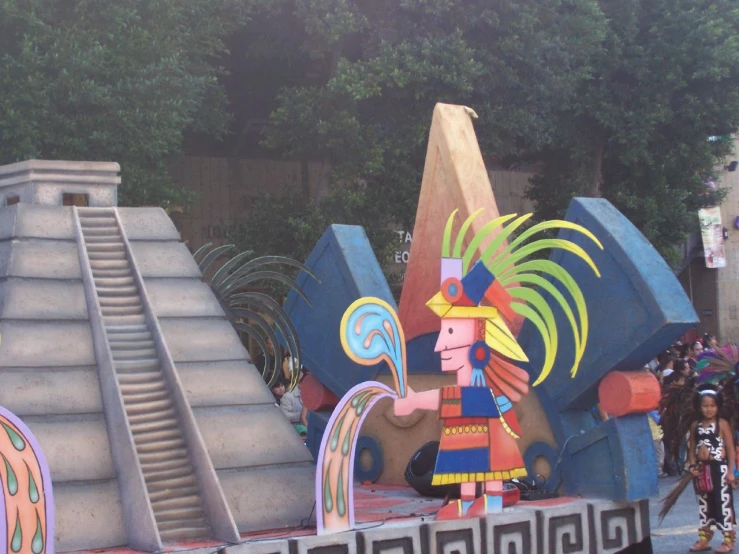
598, 371, 660, 417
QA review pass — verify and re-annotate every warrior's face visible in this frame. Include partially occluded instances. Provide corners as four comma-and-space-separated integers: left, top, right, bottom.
435, 318, 475, 373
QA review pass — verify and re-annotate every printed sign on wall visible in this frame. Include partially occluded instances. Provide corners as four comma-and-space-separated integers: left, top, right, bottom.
698, 207, 726, 268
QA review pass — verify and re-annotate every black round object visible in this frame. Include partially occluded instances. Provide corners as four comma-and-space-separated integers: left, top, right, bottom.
404, 441, 456, 498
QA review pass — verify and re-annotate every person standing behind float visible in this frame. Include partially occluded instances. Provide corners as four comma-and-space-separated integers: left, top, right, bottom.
686, 341, 704, 371
703, 333, 718, 353
687, 388, 736, 552
649, 409, 666, 477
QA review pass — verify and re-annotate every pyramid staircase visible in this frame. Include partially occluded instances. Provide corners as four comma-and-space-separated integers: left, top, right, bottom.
73, 207, 239, 549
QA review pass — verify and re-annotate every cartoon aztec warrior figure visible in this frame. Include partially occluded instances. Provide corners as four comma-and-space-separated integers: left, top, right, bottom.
392, 210, 601, 518
316, 210, 600, 533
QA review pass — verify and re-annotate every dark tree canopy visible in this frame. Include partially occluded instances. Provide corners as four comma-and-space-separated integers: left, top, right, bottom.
1, 0, 738, 268
0, 0, 248, 208
259, 0, 605, 225
528, 0, 738, 265
237, 0, 739, 267
227, 0, 605, 264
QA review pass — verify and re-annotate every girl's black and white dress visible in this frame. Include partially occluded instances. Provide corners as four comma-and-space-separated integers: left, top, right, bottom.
695, 421, 735, 531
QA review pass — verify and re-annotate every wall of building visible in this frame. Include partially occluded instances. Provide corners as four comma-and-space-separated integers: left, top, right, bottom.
170, 156, 330, 249
678, 259, 718, 339
490, 169, 536, 216
171, 156, 535, 274
718, 139, 739, 341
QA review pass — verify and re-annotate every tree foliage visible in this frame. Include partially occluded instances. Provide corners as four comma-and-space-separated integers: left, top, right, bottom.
528, 0, 739, 265
0, 0, 248, 208
242, 0, 739, 266
257, 0, 605, 227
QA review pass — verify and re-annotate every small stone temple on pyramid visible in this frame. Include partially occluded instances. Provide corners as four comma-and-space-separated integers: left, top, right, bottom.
0, 160, 315, 552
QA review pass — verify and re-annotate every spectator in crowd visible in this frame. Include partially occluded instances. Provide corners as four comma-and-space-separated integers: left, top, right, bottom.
656, 351, 676, 384
649, 409, 666, 477
664, 358, 692, 388
271, 379, 286, 403
703, 333, 718, 353
280, 378, 304, 427
686, 341, 703, 371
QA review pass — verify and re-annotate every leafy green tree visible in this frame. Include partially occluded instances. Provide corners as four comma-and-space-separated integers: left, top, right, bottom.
0, 0, 248, 208
242, 0, 739, 267
255, 0, 606, 227
527, 0, 738, 265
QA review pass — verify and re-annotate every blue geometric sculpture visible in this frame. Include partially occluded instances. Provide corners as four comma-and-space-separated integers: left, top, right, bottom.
283, 225, 397, 398
517, 198, 698, 501
288, 200, 697, 502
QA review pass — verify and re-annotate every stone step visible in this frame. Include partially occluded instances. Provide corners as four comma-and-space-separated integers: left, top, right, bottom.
146, 473, 196, 491
84, 235, 123, 244
119, 380, 166, 396
78, 209, 114, 216
99, 296, 141, 308
90, 259, 129, 271
142, 464, 194, 484
149, 485, 199, 504
106, 325, 149, 335
88, 250, 126, 260
125, 388, 170, 406
158, 521, 210, 536
79, 215, 116, 224
104, 314, 147, 326
154, 506, 206, 523
82, 226, 119, 237
136, 437, 186, 454
127, 408, 177, 426
133, 426, 181, 445
130, 418, 178, 435
138, 448, 189, 466
151, 494, 202, 513
101, 304, 144, 317
114, 350, 159, 364
110, 340, 155, 352
94, 276, 135, 287
96, 285, 138, 297
85, 243, 125, 253
124, 398, 172, 415
118, 371, 162, 387
114, 358, 160, 373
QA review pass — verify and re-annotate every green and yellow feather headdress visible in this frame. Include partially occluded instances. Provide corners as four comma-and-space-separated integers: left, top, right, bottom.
427, 210, 603, 386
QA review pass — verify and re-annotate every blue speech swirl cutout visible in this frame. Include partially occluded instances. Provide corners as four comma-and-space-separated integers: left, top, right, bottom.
342, 301, 406, 397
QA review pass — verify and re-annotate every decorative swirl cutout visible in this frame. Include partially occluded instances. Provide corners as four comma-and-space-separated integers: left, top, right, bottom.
316, 381, 398, 535
340, 298, 408, 398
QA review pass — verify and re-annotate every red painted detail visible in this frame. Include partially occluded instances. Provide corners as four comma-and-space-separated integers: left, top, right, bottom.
484, 280, 516, 321
598, 371, 660, 417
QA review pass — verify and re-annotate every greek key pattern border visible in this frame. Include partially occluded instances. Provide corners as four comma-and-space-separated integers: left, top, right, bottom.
224, 499, 648, 554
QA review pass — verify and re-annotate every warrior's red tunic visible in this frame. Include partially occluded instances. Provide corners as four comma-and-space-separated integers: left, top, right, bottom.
431, 383, 527, 485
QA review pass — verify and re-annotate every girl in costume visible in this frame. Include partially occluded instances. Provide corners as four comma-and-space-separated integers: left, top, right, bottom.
687, 388, 736, 552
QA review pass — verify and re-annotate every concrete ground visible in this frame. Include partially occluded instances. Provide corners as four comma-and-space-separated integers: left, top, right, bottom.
649, 474, 733, 554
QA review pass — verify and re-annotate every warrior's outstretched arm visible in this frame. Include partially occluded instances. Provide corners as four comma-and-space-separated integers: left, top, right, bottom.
394, 387, 440, 416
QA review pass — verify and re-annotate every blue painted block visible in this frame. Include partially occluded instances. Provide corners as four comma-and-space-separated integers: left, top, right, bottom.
518, 198, 698, 501
564, 416, 657, 501
306, 410, 331, 460
284, 225, 396, 398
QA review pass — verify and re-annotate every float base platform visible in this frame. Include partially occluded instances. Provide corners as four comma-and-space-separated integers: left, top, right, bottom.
64, 484, 651, 554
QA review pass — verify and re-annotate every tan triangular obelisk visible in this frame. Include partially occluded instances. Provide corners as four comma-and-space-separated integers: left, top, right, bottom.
398, 103, 514, 341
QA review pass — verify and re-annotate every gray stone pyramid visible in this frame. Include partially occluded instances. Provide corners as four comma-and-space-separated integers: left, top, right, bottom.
0, 160, 315, 552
